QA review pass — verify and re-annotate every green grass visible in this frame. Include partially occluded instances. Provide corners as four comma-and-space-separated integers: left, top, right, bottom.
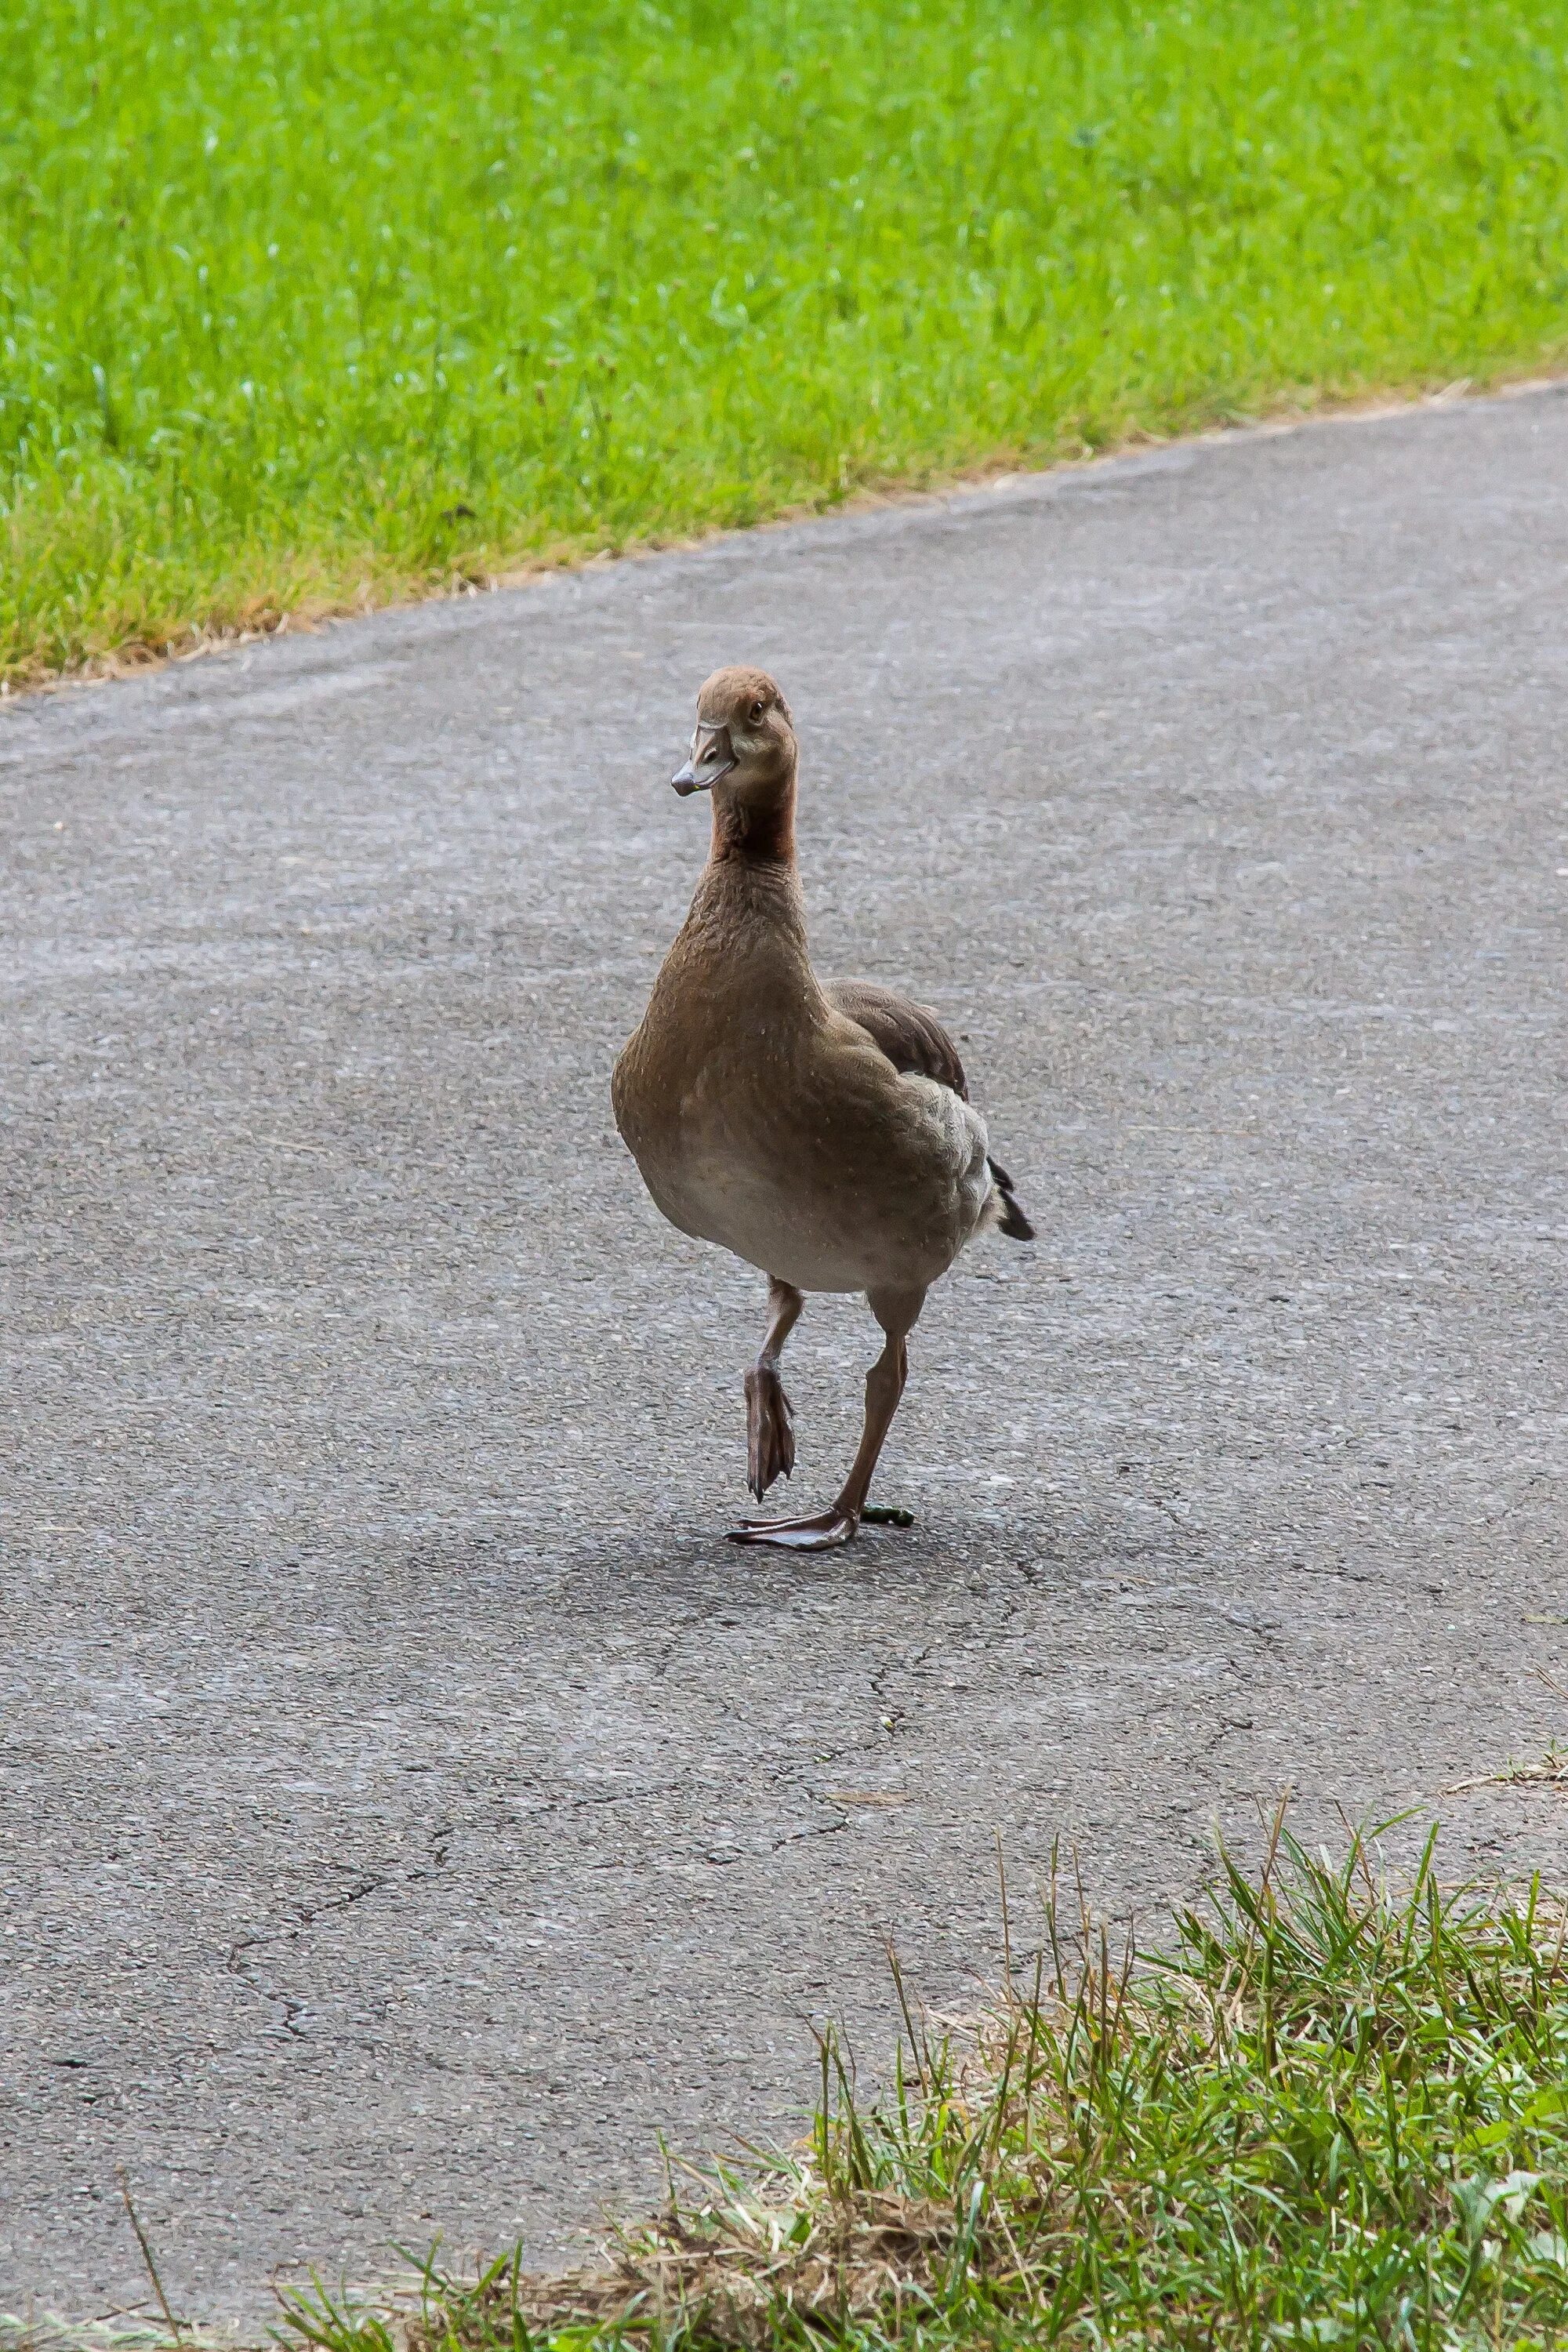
277, 1823, 1568, 2352
5, 0, 1568, 684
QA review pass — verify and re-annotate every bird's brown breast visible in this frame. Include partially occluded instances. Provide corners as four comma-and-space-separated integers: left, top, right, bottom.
612, 856, 989, 1290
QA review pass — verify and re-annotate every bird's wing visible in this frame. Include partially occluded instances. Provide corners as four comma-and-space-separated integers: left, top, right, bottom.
824, 978, 969, 1101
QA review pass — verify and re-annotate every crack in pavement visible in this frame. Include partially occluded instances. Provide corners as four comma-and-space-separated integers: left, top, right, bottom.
225, 1829, 453, 2040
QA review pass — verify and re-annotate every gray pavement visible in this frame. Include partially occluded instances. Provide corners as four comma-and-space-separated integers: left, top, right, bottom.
2, 387, 1566, 2332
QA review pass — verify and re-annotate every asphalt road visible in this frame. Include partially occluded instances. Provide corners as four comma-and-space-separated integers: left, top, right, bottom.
3, 388, 1566, 2332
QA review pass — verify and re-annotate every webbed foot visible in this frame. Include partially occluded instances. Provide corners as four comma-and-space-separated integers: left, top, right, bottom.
726, 1506, 858, 1552
744, 1365, 796, 1501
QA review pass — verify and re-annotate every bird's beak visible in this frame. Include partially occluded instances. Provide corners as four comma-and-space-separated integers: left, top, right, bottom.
671, 720, 736, 796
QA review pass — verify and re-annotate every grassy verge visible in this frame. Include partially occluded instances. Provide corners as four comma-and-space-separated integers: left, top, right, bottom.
6, 0, 1568, 686
272, 1821, 1568, 2352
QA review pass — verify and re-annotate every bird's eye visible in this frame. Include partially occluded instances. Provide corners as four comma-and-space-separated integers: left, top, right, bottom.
750, 698, 766, 723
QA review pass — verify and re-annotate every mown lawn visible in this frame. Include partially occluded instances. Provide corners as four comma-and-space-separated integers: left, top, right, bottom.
278, 1825, 1568, 2352
5, 0, 1568, 683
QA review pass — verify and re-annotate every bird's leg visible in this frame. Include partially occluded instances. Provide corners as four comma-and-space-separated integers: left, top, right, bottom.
745, 1278, 804, 1501
729, 1286, 925, 1550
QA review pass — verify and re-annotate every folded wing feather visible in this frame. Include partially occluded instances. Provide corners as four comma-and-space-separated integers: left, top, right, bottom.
824, 978, 968, 1099
828, 977, 1035, 1243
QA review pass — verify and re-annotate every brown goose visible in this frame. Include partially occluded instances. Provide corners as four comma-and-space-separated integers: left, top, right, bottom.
612, 666, 1033, 1551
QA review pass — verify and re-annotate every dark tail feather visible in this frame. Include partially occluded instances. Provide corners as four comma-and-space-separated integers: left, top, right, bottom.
987, 1156, 1035, 1243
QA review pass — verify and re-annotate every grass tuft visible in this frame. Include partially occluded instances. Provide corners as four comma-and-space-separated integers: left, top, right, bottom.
277, 1819, 1568, 2352
5, 0, 1568, 684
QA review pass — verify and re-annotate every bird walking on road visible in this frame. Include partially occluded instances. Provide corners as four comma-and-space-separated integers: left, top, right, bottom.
612, 666, 1033, 1550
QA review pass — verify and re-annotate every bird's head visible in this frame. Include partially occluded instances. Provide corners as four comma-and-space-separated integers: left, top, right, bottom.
672, 667, 796, 813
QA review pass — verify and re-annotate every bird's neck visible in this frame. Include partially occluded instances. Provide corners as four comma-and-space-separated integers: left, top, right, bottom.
708, 771, 797, 867
683, 781, 813, 991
